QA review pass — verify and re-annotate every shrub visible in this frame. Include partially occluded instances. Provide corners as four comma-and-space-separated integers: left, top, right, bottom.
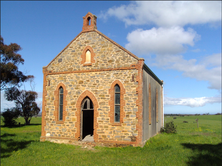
2, 108, 20, 127
161, 121, 177, 134
173, 117, 177, 119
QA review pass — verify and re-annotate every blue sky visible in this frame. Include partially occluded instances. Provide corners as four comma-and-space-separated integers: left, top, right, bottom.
1, 1, 221, 114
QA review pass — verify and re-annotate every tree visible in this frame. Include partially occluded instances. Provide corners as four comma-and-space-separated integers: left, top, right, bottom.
0, 36, 33, 90
5, 87, 40, 125
2, 108, 20, 127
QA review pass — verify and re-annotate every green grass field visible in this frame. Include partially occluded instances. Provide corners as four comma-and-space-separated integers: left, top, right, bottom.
1, 115, 221, 166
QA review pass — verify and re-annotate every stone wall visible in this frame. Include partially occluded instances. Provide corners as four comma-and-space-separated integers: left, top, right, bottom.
43, 69, 139, 143
40, 26, 164, 146
47, 31, 138, 72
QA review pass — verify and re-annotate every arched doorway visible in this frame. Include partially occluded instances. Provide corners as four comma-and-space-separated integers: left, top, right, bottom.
81, 97, 94, 141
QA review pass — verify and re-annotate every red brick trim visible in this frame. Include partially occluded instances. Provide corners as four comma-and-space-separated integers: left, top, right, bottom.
81, 46, 95, 66
135, 59, 144, 146
41, 67, 47, 137
47, 65, 137, 76
82, 12, 97, 32
149, 83, 151, 125
54, 83, 67, 124
108, 80, 126, 125
75, 90, 99, 142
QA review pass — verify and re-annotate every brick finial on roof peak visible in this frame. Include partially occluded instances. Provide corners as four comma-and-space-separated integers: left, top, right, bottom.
82, 12, 97, 32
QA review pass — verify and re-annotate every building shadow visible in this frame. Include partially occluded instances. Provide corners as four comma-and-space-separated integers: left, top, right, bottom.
181, 142, 222, 166
1, 133, 35, 158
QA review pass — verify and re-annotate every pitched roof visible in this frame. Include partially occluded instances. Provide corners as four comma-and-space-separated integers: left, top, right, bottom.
46, 29, 140, 67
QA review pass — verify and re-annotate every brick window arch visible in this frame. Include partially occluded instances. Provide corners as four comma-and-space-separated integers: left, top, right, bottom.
81, 46, 95, 66
109, 80, 125, 125
54, 83, 67, 124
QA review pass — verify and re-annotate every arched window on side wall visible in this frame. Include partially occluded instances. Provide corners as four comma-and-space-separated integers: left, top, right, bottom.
59, 87, 63, 121
114, 84, 120, 122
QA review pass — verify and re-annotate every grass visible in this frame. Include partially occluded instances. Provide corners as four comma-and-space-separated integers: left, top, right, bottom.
1, 115, 221, 166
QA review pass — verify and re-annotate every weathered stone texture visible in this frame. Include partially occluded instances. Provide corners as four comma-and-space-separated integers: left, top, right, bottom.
41, 12, 163, 147
47, 31, 138, 72
44, 69, 138, 142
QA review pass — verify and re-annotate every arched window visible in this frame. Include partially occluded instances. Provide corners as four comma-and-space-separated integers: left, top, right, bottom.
109, 80, 125, 125
59, 87, 63, 121
54, 83, 67, 124
81, 46, 95, 66
85, 50, 91, 63
114, 85, 120, 122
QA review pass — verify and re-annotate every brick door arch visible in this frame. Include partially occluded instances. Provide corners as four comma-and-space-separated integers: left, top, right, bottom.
75, 90, 98, 142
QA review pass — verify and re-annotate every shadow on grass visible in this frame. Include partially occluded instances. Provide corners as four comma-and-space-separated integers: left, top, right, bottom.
1, 132, 35, 158
181, 143, 222, 166
0, 123, 41, 128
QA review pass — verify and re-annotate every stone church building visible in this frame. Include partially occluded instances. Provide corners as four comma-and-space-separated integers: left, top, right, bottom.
40, 12, 164, 147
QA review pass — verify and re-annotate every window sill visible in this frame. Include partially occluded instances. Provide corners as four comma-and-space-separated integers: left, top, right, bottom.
83, 62, 92, 66
111, 123, 121, 126
56, 121, 64, 124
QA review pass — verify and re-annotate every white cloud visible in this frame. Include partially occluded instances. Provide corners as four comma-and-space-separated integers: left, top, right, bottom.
152, 53, 221, 90
165, 96, 221, 107
100, 1, 221, 27
201, 53, 222, 67
191, 49, 201, 52
125, 27, 200, 55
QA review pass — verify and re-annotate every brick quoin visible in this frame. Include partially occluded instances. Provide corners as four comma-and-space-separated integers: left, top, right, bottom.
40, 67, 47, 139
135, 58, 144, 146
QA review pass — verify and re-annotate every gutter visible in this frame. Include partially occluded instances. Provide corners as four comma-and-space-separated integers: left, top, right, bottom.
143, 63, 163, 85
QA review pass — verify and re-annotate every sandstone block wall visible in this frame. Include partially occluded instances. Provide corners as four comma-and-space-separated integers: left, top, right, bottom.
44, 69, 139, 143
47, 31, 138, 72
41, 30, 144, 146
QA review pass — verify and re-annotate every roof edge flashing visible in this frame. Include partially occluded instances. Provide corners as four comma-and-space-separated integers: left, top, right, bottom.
143, 63, 163, 85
